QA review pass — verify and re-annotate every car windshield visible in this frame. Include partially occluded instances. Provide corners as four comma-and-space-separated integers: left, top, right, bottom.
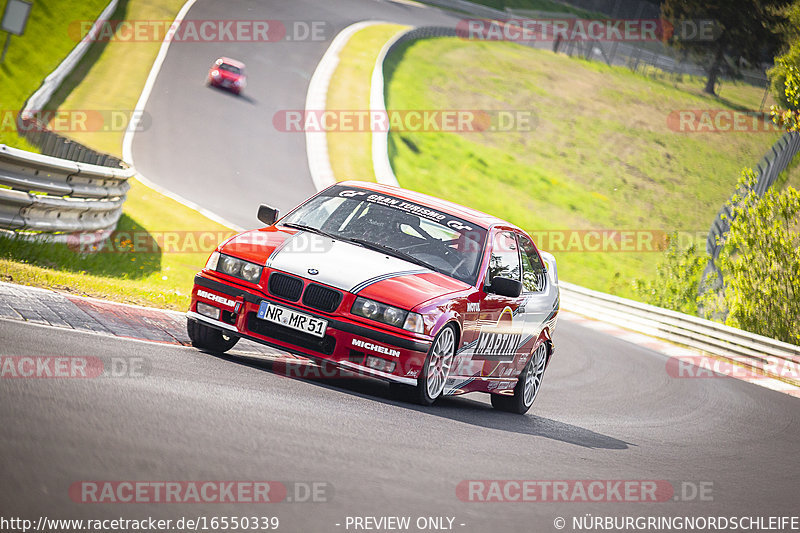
280, 185, 488, 285
218, 63, 241, 74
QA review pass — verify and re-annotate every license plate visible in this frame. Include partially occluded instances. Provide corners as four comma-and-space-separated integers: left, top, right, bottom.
257, 301, 327, 338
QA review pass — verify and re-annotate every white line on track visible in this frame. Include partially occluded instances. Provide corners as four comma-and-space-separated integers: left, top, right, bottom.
121, 0, 244, 231
305, 21, 390, 191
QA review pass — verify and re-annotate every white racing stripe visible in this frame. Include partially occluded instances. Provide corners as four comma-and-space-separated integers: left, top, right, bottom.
268, 233, 427, 292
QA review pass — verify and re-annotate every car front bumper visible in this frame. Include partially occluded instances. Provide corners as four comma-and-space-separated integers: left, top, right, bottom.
188, 274, 431, 385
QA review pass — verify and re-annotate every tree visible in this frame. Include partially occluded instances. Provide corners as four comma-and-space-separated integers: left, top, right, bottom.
634, 232, 708, 316
770, 58, 800, 130
705, 170, 800, 345
768, 0, 800, 130
662, 0, 792, 95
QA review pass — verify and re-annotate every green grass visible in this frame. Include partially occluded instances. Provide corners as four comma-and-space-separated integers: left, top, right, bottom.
383, 38, 782, 298
0, 0, 109, 151
52, 0, 187, 156
327, 24, 408, 181
0, 0, 234, 310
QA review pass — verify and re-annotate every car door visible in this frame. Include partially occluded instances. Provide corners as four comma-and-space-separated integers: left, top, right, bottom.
471, 229, 527, 379
515, 232, 551, 365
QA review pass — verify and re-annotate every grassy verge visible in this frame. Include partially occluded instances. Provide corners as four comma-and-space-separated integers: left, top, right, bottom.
0, 0, 236, 311
51, 0, 187, 156
383, 39, 781, 298
0, 0, 109, 151
1, 179, 233, 310
326, 24, 409, 181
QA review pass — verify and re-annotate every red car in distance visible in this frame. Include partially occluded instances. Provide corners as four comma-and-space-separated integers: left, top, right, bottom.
207, 57, 246, 95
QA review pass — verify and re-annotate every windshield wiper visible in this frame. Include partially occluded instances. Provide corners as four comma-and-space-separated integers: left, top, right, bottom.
282, 223, 339, 240
345, 238, 438, 272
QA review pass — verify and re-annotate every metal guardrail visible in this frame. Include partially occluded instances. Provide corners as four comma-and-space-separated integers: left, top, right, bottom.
0, 144, 132, 236
559, 281, 800, 385
0, 0, 132, 240
16, 0, 124, 168
16, 118, 125, 168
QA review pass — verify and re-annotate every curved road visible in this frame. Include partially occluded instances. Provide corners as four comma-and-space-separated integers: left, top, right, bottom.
131, 0, 460, 228
2, 318, 798, 531
3, 0, 798, 530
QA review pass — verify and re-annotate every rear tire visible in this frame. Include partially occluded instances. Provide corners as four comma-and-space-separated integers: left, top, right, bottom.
491, 343, 547, 414
187, 318, 239, 353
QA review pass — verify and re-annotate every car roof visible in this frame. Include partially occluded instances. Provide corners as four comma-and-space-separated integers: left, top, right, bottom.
335, 180, 519, 231
215, 57, 245, 69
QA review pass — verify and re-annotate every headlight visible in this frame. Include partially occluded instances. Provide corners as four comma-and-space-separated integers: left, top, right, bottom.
383, 306, 405, 327
352, 297, 420, 332
241, 262, 261, 283
354, 298, 380, 319
219, 254, 241, 276
211, 69, 220, 77
214, 253, 263, 284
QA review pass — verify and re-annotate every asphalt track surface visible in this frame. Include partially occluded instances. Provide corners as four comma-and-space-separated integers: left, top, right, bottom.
131, 0, 460, 229
4, 0, 799, 529
2, 317, 799, 531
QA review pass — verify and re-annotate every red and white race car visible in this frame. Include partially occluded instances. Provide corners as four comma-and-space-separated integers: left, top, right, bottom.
187, 181, 559, 413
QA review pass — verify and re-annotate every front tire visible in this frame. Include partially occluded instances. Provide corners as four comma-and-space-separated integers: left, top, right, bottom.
187, 318, 239, 353
491, 343, 547, 414
412, 324, 457, 406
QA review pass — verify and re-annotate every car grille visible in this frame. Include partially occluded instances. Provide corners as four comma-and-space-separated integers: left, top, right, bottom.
268, 272, 303, 301
302, 284, 343, 313
247, 312, 336, 355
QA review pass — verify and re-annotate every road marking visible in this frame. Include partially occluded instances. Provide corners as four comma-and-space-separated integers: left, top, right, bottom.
120, 0, 243, 231
305, 21, 390, 191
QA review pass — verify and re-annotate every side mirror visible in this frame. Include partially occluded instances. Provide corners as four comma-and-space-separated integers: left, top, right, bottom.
257, 204, 279, 226
489, 276, 522, 298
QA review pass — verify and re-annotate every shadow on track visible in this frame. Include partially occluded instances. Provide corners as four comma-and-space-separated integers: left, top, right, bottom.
205, 347, 634, 451
206, 84, 258, 105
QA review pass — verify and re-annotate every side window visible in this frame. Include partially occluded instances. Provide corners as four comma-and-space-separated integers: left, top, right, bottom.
518, 234, 546, 292
487, 231, 521, 284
